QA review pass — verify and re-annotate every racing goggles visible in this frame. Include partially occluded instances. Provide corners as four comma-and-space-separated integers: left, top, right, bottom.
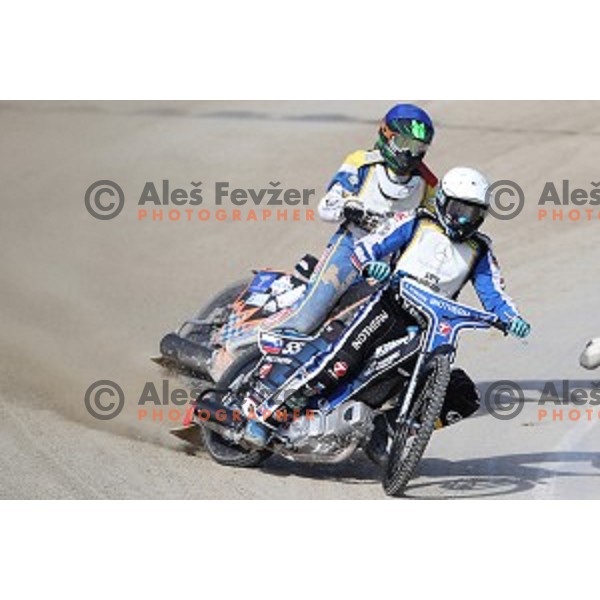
382, 124, 429, 157
445, 198, 487, 226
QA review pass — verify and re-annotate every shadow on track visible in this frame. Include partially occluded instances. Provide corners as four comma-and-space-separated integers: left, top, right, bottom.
258, 453, 381, 486
403, 451, 600, 499
178, 440, 600, 498
178, 440, 381, 485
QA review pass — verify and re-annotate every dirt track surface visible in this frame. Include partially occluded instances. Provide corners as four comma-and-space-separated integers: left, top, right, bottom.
1, 101, 599, 499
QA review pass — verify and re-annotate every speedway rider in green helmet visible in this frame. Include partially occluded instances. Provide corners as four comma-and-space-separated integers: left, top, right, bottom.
261, 103, 438, 337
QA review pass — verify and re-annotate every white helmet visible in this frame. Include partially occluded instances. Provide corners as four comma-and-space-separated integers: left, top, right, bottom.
434, 167, 490, 240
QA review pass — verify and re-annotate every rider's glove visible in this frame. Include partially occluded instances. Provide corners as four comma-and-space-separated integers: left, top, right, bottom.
508, 317, 531, 339
342, 198, 366, 224
364, 261, 391, 282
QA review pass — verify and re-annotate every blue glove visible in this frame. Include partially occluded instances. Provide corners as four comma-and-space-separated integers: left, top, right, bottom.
365, 261, 391, 282
508, 317, 531, 339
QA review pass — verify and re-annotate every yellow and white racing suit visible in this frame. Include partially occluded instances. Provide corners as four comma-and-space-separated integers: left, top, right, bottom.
269, 149, 437, 334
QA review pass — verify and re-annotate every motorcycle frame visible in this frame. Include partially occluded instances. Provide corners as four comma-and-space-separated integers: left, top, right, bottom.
394, 277, 501, 424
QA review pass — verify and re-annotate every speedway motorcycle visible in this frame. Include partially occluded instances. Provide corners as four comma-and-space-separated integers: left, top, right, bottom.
174, 273, 508, 497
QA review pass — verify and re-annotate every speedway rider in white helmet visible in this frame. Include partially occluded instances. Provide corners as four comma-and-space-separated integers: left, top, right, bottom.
284, 167, 531, 403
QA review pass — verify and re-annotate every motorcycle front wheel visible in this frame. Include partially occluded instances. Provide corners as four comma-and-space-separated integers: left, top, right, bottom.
383, 354, 451, 497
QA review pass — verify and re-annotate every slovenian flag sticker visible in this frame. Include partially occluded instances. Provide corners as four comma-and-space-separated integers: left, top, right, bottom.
260, 333, 283, 355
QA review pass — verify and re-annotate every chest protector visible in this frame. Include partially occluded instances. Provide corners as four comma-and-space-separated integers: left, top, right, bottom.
395, 220, 481, 297
357, 164, 426, 216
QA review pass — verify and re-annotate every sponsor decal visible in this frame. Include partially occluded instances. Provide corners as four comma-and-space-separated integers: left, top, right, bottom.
373, 336, 411, 358
305, 381, 327, 397
259, 363, 273, 379
422, 272, 441, 290
429, 296, 470, 317
438, 321, 452, 337
351, 310, 390, 351
332, 361, 349, 379
365, 351, 404, 377
282, 341, 305, 355
246, 292, 269, 307
394, 211, 412, 223
249, 271, 279, 293
268, 356, 294, 365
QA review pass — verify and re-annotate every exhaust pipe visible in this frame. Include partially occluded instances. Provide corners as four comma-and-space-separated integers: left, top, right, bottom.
194, 390, 244, 429
171, 390, 248, 445
159, 333, 212, 379
194, 391, 269, 448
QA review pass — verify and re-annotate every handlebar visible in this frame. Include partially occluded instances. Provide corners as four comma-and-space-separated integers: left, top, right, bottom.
343, 204, 393, 229
362, 268, 512, 337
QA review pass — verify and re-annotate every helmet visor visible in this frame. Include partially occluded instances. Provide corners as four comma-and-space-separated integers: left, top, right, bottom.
389, 132, 429, 158
445, 198, 487, 227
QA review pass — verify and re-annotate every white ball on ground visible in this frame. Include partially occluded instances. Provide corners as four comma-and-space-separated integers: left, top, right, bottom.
580, 338, 600, 370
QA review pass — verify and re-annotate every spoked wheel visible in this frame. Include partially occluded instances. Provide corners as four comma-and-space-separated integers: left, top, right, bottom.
201, 428, 269, 468
184, 280, 249, 345
200, 347, 270, 468
383, 354, 451, 497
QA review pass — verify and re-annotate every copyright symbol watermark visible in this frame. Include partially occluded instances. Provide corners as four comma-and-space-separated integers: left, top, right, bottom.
484, 380, 525, 421
84, 380, 125, 420
85, 180, 125, 220
487, 180, 525, 221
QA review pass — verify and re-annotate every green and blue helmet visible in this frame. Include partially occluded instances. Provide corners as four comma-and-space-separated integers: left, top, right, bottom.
376, 103, 434, 175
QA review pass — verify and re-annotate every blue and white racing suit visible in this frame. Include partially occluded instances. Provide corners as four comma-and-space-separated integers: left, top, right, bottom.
295, 210, 522, 394
352, 211, 520, 323
266, 149, 437, 334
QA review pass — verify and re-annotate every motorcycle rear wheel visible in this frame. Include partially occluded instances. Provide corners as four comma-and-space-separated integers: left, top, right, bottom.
201, 348, 270, 468
185, 280, 249, 345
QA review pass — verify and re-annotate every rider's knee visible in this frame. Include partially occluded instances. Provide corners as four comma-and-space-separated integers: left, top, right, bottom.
283, 312, 321, 335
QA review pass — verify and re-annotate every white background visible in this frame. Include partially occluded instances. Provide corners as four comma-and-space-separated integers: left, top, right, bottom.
1, 1, 597, 599
2, 0, 598, 99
